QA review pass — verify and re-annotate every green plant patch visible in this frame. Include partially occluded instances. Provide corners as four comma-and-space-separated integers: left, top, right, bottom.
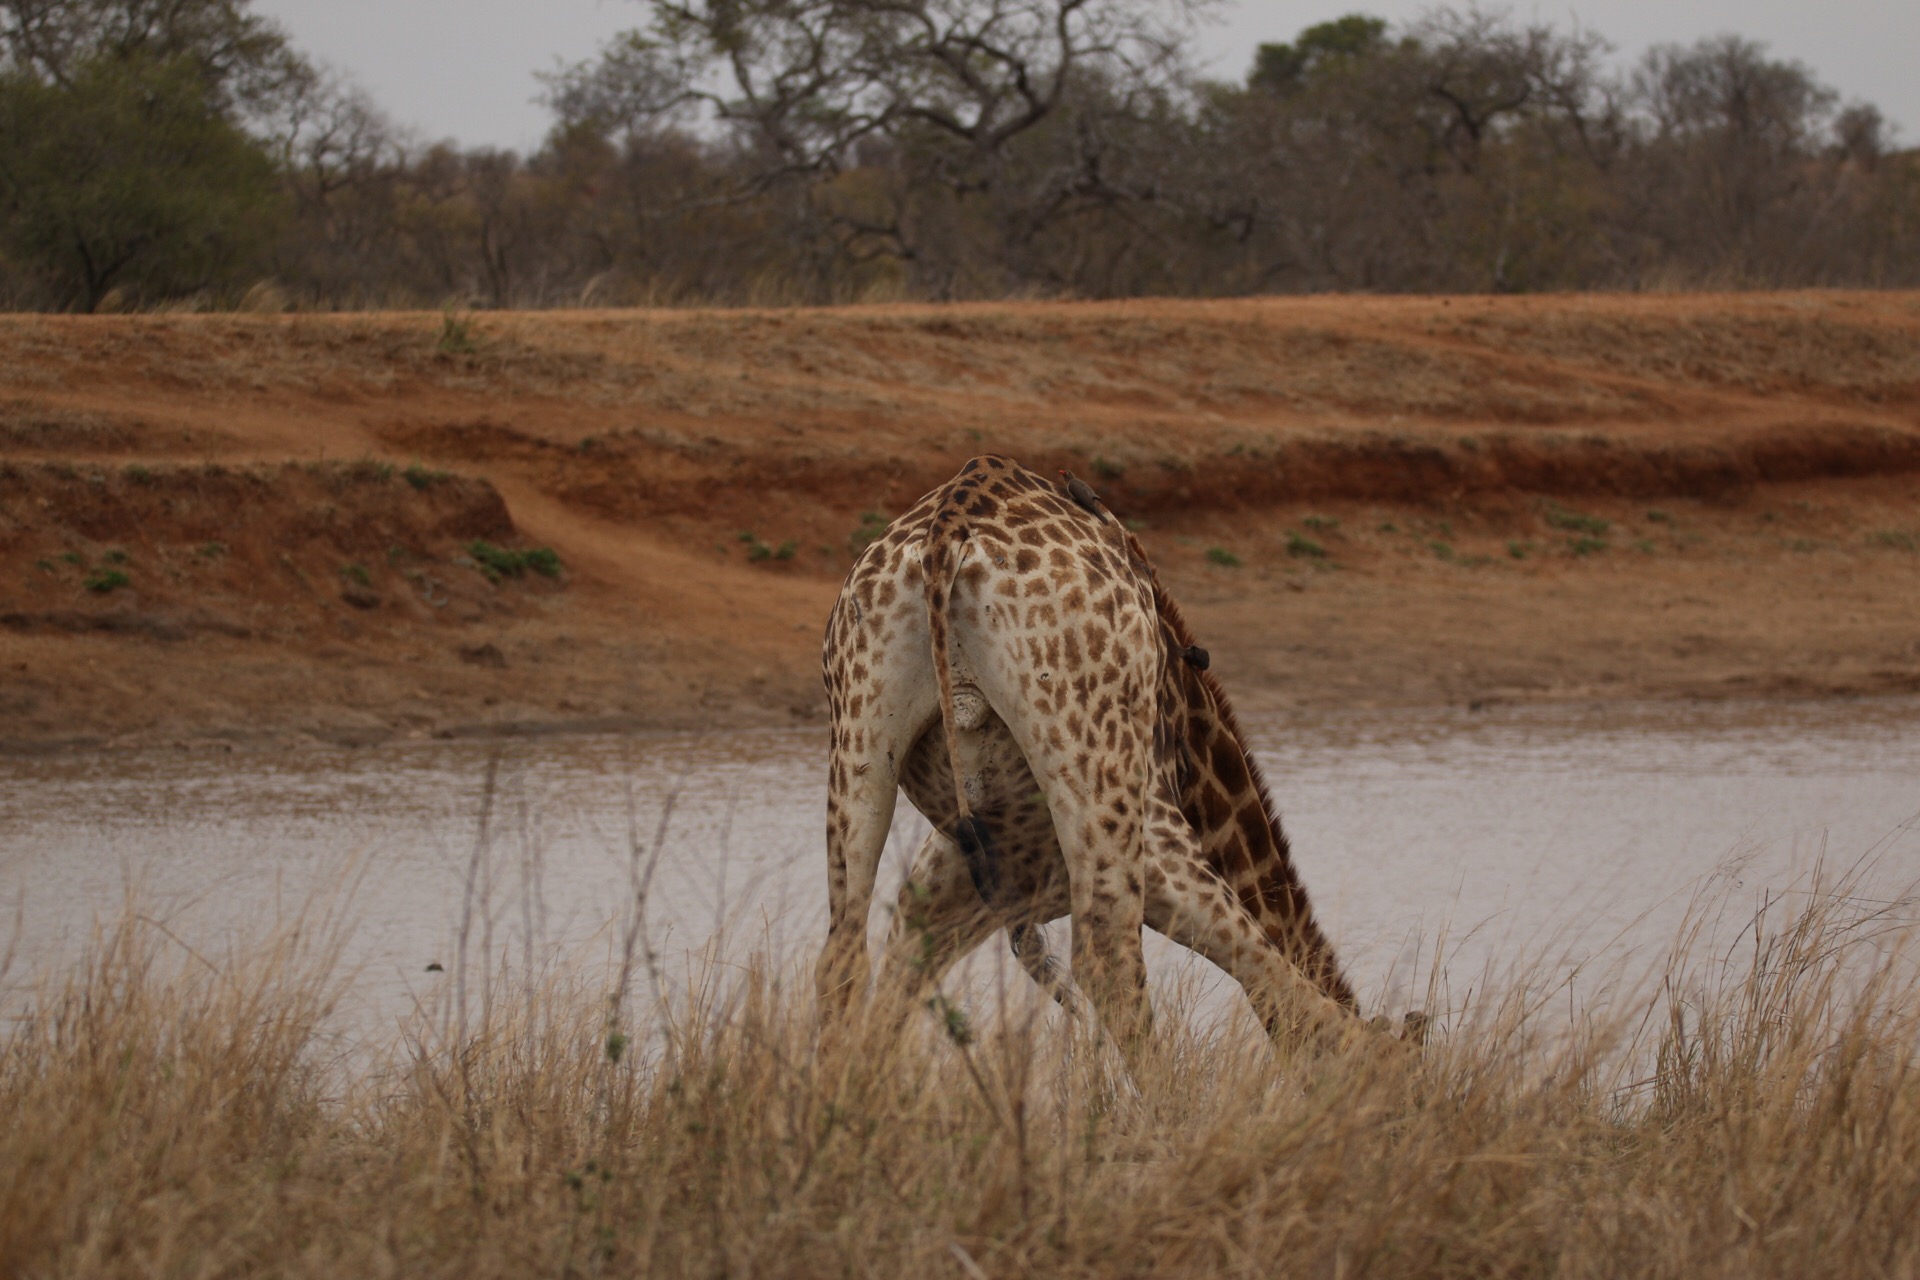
1205, 546, 1242, 567
849, 511, 889, 554
1285, 532, 1326, 559
1544, 503, 1610, 536
748, 538, 797, 563
437, 309, 477, 355
467, 540, 563, 581
84, 568, 129, 593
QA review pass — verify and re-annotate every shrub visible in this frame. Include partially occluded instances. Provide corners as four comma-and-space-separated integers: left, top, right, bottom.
849, 511, 889, 555
467, 540, 563, 581
437, 309, 477, 355
1544, 503, 1610, 536
1285, 532, 1326, 559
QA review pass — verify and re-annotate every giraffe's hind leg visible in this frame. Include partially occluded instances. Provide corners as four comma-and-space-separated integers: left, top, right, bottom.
881, 829, 1074, 1008
817, 732, 901, 1023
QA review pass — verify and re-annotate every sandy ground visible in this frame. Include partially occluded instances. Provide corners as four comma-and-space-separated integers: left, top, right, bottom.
2, 292, 1918, 752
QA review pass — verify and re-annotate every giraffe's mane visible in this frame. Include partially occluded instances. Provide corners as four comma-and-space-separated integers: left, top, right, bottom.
1126, 533, 1290, 842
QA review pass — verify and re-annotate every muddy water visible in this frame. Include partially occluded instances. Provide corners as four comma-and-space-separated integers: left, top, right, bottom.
3, 698, 1918, 1032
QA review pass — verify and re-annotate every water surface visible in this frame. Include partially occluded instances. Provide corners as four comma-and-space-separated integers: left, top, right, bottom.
3, 697, 1916, 1031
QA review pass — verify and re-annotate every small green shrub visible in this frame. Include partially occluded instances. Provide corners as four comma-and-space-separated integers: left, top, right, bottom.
101, 548, 128, 565
1302, 515, 1338, 532
849, 512, 889, 555
84, 568, 130, 593
1285, 532, 1326, 559
744, 535, 798, 563
402, 464, 446, 490
1205, 546, 1241, 567
1870, 530, 1916, 551
1645, 510, 1672, 524
196, 542, 227, 559
437, 309, 477, 355
467, 540, 563, 581
1507, 540, 1530, 560
124, 464, 153, 484
1568, 536, 1608, 556
350, 458, 395, 483
1429, 540, 1455, 561
1092, 456, 1124, 479
341, 563, 371, 586
1544, 503, 1610, 536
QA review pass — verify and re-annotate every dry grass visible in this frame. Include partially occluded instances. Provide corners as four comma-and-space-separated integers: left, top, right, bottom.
3, 868, 1918, 1279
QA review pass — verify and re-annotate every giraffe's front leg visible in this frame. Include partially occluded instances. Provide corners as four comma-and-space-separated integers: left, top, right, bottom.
1140, 793, 1354, 1045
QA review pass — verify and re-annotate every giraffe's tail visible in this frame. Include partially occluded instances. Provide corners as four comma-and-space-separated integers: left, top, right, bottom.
920, 467, 1000, 905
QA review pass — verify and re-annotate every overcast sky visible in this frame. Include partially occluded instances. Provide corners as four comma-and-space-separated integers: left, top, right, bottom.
252, 0, 1917, 153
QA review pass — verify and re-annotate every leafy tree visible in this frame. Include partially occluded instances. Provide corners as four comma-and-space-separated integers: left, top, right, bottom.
0, 52, 282, 308
0, 0, 308, 123
1249, 14, 1386, 95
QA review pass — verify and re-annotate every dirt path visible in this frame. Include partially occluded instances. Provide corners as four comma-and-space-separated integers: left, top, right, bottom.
2, 292, 1917, 752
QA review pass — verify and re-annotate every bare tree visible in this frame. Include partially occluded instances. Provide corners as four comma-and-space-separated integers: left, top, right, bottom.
547, 0, 1209, 296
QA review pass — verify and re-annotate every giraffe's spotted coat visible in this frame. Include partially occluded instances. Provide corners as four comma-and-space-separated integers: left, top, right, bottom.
817, 456, 1355, 1046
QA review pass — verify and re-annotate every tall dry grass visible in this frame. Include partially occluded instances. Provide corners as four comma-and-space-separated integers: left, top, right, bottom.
3, 867, 1918, 1278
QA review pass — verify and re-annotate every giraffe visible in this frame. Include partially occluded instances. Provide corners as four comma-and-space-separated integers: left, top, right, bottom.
818, 455, 1358, 1053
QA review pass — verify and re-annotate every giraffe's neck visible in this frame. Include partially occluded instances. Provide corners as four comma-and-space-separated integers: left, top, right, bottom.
1169, 644, 1358, 1011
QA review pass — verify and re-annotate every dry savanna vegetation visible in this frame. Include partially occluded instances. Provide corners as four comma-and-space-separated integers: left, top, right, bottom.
2, 860, 1918, 1278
